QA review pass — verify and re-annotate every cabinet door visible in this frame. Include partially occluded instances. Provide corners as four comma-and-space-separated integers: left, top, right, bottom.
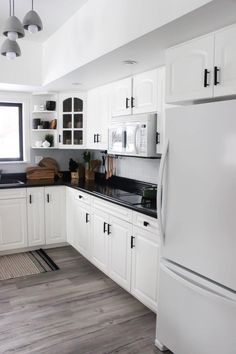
59, 93, 85, 148
131, 226, 160, 312
45, 186, 66, 244
166, 34, 214, 103
27, 188, 45, 247
91, 209, 109, 273
132, 69, 158, 114
111, 78, 132, 116
87, 85, 111, 150
214, 25, 236, 97
66, 187, 76, 246
74, 202, 91, 259
108, 216, 132, 291
0, 198, 27, 250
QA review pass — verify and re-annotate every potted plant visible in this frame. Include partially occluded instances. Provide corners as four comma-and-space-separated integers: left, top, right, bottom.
44, 134, 54, 147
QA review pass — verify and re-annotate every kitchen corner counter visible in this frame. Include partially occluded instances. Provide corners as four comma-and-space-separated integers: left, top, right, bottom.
0, 173, 157, 219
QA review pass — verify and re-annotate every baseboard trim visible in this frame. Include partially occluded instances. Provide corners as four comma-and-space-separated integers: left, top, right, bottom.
155, 338, 168, 352
0, 243, 69, 256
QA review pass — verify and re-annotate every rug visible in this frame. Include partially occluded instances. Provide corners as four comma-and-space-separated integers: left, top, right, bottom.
0, 249, 59, 280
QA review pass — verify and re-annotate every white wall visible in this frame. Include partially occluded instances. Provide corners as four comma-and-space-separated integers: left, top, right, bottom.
42, 0, 213, 85
0, 38, 42, 86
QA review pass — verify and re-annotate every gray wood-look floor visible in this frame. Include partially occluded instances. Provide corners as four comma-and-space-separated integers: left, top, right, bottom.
0, 246, 171, 354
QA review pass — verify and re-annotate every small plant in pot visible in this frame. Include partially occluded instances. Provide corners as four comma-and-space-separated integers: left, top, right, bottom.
44, 134, 54, 147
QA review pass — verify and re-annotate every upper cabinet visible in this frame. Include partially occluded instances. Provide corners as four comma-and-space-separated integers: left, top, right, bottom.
87, 84, 112, 150
166, 24, 236, 103
132, 69, 158, 114
58, 93, 86, 148
214, 25, 236, 97
166, 34, 214, 103
111, 69, 159, 116
111, 78, 132, 116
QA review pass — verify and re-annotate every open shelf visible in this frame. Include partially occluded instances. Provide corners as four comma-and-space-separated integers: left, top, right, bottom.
32, 110, 56, 114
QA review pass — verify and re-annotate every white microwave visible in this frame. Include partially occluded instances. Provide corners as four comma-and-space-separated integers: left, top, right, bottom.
108, 113, 158, 157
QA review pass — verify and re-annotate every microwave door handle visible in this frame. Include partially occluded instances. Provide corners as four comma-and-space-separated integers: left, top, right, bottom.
135, 126, 140, 154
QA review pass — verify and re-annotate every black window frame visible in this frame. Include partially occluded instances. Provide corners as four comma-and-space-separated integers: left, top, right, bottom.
0, 102, 23, 162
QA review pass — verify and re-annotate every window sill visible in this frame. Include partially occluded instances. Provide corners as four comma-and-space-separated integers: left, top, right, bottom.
0, 161, 30, 165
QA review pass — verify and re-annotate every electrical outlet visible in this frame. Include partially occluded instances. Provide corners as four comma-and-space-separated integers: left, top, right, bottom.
35, 155, 43, 164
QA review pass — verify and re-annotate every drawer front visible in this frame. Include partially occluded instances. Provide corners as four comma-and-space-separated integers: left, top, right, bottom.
133, 211, 159, 234
0, 188, 27, 200
73, 189, 92, 206
93, 197, 132, 223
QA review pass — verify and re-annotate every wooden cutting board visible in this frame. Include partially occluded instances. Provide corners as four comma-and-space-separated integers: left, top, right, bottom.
39, 158, 59, 175
26, 167, 55, 180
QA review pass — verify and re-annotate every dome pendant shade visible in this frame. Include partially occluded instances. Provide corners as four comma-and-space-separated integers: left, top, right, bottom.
1, 39, 21, 58
23, 10, 43, 32
3, 16, 25, 38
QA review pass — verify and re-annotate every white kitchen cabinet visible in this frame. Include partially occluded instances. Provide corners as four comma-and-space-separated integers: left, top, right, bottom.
0, 190, 27, 251
58, 92, 86, 148
108, 216, 132, 291
166, 34, 214, 103
111, 77, 132, 116
214, 25, 236, 97
87, 84, 111, 150
45, 186, 66, 244
132, 69, 158, 114
74, 201, 91, 259
27, 188, 45, 247
131, 220, 160, 312
66, 187, 76, 246
91, 208, 109, 273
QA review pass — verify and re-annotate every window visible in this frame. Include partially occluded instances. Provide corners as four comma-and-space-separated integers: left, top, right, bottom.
0, 103, 23, 162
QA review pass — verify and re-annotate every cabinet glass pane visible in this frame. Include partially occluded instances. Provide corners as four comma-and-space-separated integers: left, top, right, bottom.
74, 98, 83, 112
74, 114, 83, 129
63, 114, 72, 129
63, 98, 72, 112
74, 131, 83, 145
63, 131, 72, 145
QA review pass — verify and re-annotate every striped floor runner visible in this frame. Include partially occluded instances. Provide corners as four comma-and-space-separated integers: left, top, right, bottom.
0, 249, 59, 280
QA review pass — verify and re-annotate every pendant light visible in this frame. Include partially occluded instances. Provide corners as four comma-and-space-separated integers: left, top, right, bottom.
2, 0, 25, 40
23, 0, 43, 34
1, 38, 21, 59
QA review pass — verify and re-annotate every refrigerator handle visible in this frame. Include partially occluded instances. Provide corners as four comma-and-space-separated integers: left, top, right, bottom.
157, 140, 169, 243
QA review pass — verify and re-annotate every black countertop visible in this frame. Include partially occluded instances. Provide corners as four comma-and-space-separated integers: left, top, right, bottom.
0, 173, 157, 218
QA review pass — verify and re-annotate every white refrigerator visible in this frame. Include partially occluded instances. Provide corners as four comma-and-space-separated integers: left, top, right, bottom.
155, 100, 236, 354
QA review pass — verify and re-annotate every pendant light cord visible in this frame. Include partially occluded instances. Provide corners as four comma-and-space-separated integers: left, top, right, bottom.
12, 0, 14, 15
9, 0, 11, 16
32, 0, 34, 10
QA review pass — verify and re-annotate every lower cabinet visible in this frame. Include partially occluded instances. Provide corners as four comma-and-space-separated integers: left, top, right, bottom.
0, 191, 28, 251
45, 186, 66, 244
91, 208, 132, 292
27, 188, 45, 246
74, 201, 91, 259
131, 225, 160, 312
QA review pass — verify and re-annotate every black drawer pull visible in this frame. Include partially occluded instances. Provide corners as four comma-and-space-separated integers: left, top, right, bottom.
107, 224, 111, 235
214, 66, 220, 86
131, 236, 135, 249
79, 195, 83, 199
156, 132, 160, 144
86, 213, 89, 223
143, 221, 149, 227
131, 97, 135, 108
47, 194, 50, 203
204, 69, 210, 87
126, 97, 130, 109
103, 222, 107, 233
29, 195, 32, 204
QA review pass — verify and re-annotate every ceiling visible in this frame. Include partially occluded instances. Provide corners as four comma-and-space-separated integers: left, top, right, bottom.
0, 0, 88, 42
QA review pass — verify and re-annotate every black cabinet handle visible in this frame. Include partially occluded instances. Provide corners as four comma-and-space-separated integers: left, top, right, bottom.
131, 97, 135, 108
94, 134, 97, 143
126, 97, 130, 109
29, 195, 32, 204
103, 222, 107, 233
47, 194, 50, 203
79, 195, 83, 199
143, 221, 149, 227
204, 69, 210, 87
131, 236, 135, 249
107, 224, 111, 235
97, 134, 100, 143
156, 132, 160, 144
59, 134, 61, 143
214, 66, 220, 86
86, 213, 89, 223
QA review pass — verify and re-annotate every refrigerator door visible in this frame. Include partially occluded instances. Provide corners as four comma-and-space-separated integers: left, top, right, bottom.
156, 261, 236, 354
161, 99, 236, 291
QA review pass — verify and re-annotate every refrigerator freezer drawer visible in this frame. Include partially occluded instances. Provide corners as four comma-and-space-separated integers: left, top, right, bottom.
156, 262, 236, 354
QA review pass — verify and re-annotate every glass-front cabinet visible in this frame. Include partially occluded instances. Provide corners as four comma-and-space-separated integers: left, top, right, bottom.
59, 93, 86, 148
